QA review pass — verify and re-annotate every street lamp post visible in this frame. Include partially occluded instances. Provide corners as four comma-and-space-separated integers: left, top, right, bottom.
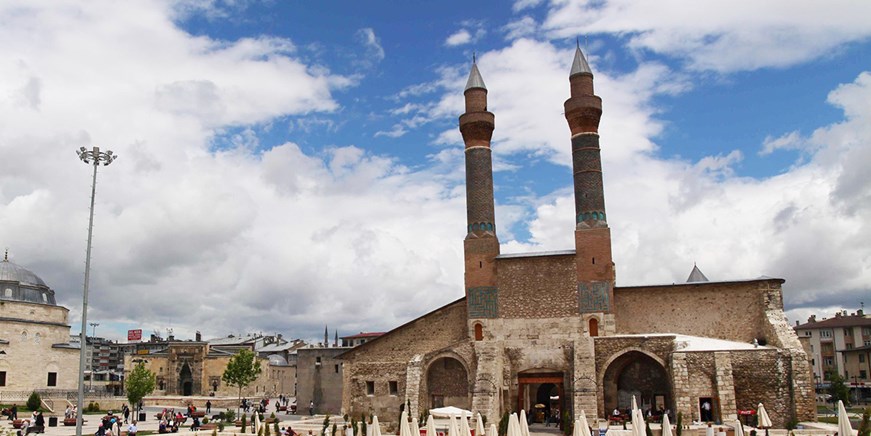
88, 322, 99, 390
75, 146, 116, 436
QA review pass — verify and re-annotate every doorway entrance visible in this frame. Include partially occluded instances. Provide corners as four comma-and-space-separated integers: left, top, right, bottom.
180, 363, 193, 396
518, 372, 564, 425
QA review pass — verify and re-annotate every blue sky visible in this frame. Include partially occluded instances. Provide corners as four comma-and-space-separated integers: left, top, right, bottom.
0, 0, 870, 342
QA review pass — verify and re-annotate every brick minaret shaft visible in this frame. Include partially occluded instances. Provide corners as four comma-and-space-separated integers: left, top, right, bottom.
564, 46, 615, 311
460, 60, 499, 294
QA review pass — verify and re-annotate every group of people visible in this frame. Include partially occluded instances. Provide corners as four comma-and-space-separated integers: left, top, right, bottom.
610, 406, 673, 423
18, 411, 45, 435
63, 405, 80, 420
95, 412, 124, 436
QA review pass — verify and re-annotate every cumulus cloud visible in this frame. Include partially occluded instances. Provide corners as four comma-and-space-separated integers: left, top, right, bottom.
445, 21, 487, 47
0, 1, 460, 342
541, 0, 871, 72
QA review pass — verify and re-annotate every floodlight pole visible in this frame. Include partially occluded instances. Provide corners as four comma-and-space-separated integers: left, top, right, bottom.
75, 146, 116, 436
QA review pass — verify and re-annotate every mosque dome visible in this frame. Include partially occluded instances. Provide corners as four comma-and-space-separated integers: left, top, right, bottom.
267, 354, 288, 366
0, 254, 57, 305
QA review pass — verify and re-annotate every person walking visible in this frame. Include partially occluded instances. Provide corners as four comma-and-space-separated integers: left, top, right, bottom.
309, 401, 314, 416
206, 400, 211, 414
128, 420, 138, 436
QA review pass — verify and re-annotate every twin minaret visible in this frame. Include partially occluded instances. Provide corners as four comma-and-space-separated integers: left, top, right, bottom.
461, 46, 615, 320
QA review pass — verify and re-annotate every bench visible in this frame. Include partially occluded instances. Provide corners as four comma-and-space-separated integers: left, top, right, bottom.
190, 411, 206, 419
24, 425, 46, 435
198, 423, 218, 432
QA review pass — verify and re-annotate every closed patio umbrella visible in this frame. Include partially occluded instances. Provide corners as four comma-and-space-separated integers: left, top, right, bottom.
631, 396, 638, 412
460, 412, 472, 436
476, 413, 486, 436
448, 413, 460, 436
425, 416, 437, 436
400, 411, 411, 436
577, 410, 592, 436
837, 400, 854, 436
253, 411, 260, 435
488, 424, 498, 436
733, 419, 743, 436
661, 413, 673, 436
372, 416, 383, 436
519, 410, 529, 436
755, 404, 771, 429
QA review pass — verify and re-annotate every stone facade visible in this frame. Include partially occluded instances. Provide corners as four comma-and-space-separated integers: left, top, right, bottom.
125, 343, 277, 398
0, 259, 79, 392
340, 49, 814, 429
296, 347, 348, 415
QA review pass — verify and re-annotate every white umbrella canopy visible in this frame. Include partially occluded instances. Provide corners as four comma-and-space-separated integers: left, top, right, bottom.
432, 407, 474, 418
253, 411, 260, 435
631, 396, 638, 412
400, 411, 411, 436
448, 414, 460, 436
488, 424, 498, 436
837, 400, 854, 436
632, 409, 645, 436
573, 419, 583, 436
426, 415, 437, 436
756, 404, 772, 428
661, 413, 673, 436
732, 419, 743, 436
460, 412, 472, 436
373, 416, 383, 436
413, 418, 420, 436
519, 410, 530, 436
476, 413, 486, 436
508, 413, 521, 436
578, 410, 592, 436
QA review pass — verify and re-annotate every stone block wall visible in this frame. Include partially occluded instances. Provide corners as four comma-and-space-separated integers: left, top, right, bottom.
341, 300, 468, 419
297, 348, 348, 415
496, 254, 577, 318
613, 280, 784, 343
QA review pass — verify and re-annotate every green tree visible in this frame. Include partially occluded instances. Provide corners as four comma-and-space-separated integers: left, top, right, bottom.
125, 362, 156, 416
827, 373, 850, 405
222, 349, 262, 414
858, 407, 870, 436
26, 392, 42, 411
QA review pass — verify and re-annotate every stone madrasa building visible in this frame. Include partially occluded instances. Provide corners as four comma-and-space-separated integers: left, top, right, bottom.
0, 254, 79, 390
340, 48, 814, 427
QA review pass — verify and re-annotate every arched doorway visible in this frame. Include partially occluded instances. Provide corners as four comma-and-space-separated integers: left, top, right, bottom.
518, 372, 564, 424
180, 362, 193, 396
602, 351, 670, 414
426, 357, 470, 410
589, 318, 599, 337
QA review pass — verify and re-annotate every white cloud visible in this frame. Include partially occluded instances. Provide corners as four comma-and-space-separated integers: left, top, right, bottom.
0, 1, 462, 342
541, 0, 871, 72
512, 0, 544, 12
356, 28, 385, 63
445, 22, 487, 47
760, 131, 806, 155
446, 29, 472, 47
503, 16, 539, 40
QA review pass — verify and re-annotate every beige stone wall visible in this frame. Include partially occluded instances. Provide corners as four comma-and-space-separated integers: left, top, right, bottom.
613, 280, 783, 343
496, 254, 578, 318
341, 300, 468, 420
0, 299, 69, 324
125, 352, 272, 398
0, 300, 78, 390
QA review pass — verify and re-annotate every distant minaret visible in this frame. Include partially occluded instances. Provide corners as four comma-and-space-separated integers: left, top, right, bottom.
564, 45, 615, 317
334, 330, 338, 347
324, 325, 328, 347
460, 57, 500, 322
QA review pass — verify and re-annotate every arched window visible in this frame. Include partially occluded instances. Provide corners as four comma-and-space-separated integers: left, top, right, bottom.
589, 318, 599, 337
474, 323, 483, 341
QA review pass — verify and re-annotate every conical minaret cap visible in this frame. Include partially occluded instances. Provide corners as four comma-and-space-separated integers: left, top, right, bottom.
570, 45, 592, 76
465, 61, 487, 91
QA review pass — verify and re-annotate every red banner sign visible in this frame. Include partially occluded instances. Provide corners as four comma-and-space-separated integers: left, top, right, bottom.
127, 329, 142, 341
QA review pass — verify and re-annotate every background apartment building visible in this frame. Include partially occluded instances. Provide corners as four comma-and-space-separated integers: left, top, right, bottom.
794, 307, 871, 403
